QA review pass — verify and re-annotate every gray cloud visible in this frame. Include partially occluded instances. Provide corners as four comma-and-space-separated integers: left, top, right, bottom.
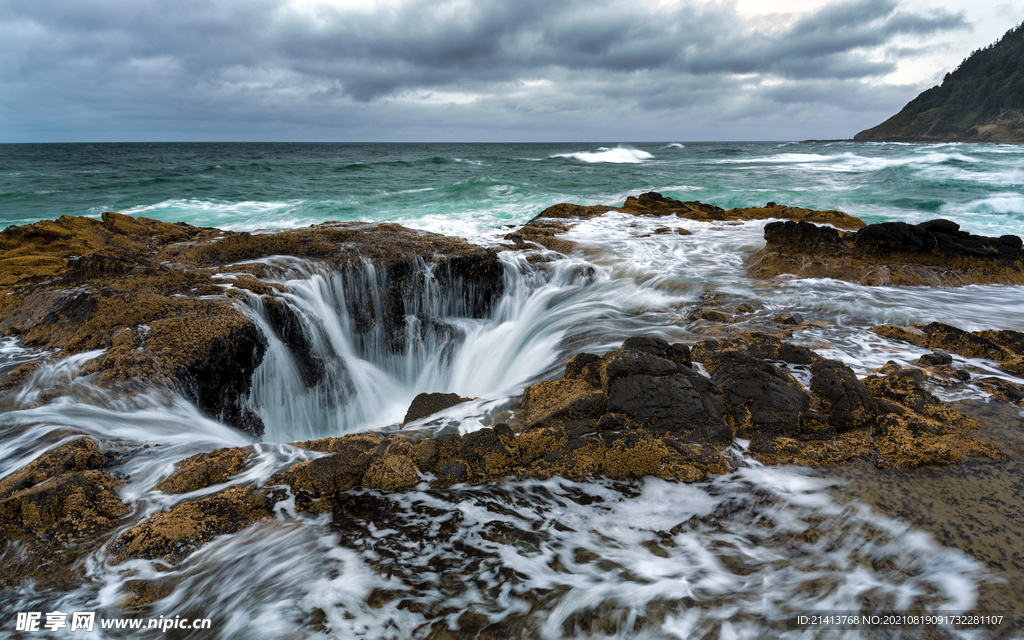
0, 0, 968, 141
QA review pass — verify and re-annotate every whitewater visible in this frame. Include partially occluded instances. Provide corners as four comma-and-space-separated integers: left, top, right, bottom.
0, 141, 1022, 639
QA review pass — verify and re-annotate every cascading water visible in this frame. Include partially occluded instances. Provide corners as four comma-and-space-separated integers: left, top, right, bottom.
237, 249, 696, 443
4, 140, 1024, 638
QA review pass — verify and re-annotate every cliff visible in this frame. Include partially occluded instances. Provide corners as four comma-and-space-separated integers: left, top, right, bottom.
855, 22, 1024, 143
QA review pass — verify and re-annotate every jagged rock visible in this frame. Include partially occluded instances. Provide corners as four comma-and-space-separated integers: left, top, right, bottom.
109, 486, 277, 565
748, 219, 1024, 286
606, 374, 730, 443
518, 379, 608, 429
0, 213, 504, 436
810, 359, 876, 432
870, 322, 1024, 376
459, 424, 520, 477
362, 455, 420, 492
402, 392, 474, 427
286, 448, 375, 500
0, 437, 104, 500
919, 352, 953, 367
0, 470, 128, 540
619, 335, 691, 367
155, 446, 257, 494
504, 193, 865, 254
598, 350, 683, 391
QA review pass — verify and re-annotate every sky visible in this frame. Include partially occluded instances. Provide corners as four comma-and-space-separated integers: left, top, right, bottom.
0, 0, 1020, 142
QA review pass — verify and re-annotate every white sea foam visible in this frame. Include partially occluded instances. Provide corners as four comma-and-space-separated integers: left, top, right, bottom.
72, 472, 991, 639
552, 146, 654, 164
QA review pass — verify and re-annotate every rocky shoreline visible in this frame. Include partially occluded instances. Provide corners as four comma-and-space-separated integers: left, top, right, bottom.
2, 194, 1023, 619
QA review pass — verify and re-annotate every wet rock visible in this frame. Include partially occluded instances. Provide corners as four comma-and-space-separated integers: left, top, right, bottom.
402, 392, 473, 427
619, 192, 865, 229
749, 218, 1024, 286
362, 455, 420, 492
287, 448, 375, 499
109, 486, 277, 564
564, 352, 603, 382
810, 359, 876, 432
0, 437, 129, 589
691, 344, 810, 438
692, 308, 733, 323
598, 350, 682, 391
459, 424, 520, 477
155, 446, 257, 494
871, 322, 1024, 376
772, 313, 803, 326
606, 374, 730, 444
976, 377, 1024, 404
0, 470, 128, 540
0, 213, 504, 436
0, 437, 104, 500
518, 379, 608, 429
919, 352, 954, 367
619, 335, 691, 367
504, 193, 864, 256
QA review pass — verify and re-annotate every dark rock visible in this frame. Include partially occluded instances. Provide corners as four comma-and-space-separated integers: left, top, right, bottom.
764, 220, 841, 247
773, 313, 803, 326
460, 425, 519, 476
564, 352, 603, 380
810, 359, 875, 432
598, 350, 681, 392
289, 448, 374, 497
607, 374, 730, 444
749, 218, 1024, 286
619, 335, 691, 367
919, 352, 953, 367
402, 392, 473, 427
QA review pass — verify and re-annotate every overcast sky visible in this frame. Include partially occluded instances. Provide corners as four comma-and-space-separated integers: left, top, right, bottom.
0, 0, 1020, 142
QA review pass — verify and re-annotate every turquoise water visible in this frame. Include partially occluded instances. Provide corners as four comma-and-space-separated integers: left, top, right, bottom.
2, 141, 1023, 238
2, 141, 1023, 639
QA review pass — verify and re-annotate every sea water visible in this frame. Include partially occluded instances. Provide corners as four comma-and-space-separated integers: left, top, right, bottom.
0, 141, 1022, 638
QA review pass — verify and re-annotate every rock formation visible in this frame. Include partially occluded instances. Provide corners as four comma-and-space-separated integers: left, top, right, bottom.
0, 213, 504, 435
505, 192, 865, 254
89, 332, 1002, 571
747, 218, 1024, 286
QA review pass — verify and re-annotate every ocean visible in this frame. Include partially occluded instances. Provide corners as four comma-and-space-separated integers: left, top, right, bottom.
1, 141, 1022, 638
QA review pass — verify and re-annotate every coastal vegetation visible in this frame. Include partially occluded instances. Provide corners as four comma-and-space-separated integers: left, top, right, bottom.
855, 21, 1024, 143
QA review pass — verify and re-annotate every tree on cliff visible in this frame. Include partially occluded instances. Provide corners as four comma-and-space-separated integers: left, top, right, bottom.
855, 21, 1024, 142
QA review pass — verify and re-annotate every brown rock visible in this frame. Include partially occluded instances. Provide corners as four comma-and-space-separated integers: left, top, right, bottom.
0, 437, 104, 500
155, 446, 257, 494
362, 455, 420, 492
517, 379, 608, 429
0, 213, 504, 436
109, 486, 276, 564
402, 392, 473, 427
748, 219, 1024, 286
0, 470, 128, 540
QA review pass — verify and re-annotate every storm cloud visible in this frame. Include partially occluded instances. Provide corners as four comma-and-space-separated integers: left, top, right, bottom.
0, 0, 975, 141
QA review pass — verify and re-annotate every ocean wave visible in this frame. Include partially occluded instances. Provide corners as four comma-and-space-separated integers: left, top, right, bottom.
715, 150, 983, 173
551, 146, 654, 164
663, 143, 686, 149
714, 153, 833, 164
